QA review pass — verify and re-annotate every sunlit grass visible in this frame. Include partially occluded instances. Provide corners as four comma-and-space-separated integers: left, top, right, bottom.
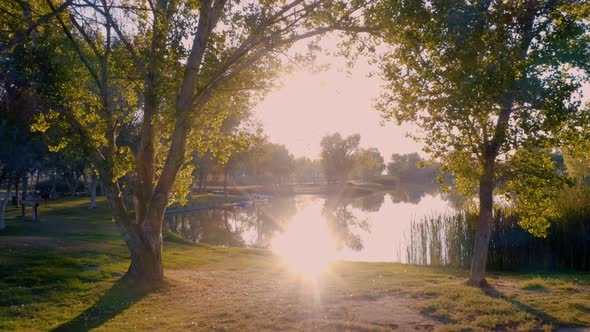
520, 277, 551, 292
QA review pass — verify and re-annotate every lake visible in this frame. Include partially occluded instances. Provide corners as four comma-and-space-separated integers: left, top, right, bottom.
165, 184, 455, 264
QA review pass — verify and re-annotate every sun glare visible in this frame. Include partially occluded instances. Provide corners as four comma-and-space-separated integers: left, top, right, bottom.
254, 63, 423, 160
271, 205, 338, 278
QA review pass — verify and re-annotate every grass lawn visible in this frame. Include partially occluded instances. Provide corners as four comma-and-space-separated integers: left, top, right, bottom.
185, 193, 250, 206
204, 183, 394, 196
1, 197, 589, 331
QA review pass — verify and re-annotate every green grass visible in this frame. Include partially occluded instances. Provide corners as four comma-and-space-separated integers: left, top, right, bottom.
205, 182, 402, 196
166, 193, 249, 209
519, 277, 551, 292
419, 284, 539, 331
187, 193, 249, 205
1, 197, 589, 331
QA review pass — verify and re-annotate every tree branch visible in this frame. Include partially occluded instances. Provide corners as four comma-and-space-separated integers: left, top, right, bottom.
47, 0, 103, 90
99, 0, 148, 81
0, 0, 73, 54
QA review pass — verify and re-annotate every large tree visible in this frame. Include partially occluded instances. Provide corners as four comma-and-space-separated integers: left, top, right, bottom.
373, 0, 590, 285
563, 139, 590, 182
239, 141, 295, 185
293, 156, 324, 184
30, 0, 369, 283
387, 153, 440, 184
0, 3, 66, 226
351, 147, 385, 181
320, 132, 361, 183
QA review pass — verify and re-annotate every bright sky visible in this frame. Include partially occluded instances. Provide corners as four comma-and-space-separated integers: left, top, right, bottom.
253, 38, 422, 160
254, 36, 590, 161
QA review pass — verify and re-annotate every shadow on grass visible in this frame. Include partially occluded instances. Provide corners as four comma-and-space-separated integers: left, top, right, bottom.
52, 277, 150, 332
482, 283, 557, 325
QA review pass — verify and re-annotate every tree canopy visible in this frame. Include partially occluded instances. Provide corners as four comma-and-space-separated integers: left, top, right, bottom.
4, 0, 372, 282
371, 0, 590, 285
351, 147, 385, 181
320, 132, 361, 183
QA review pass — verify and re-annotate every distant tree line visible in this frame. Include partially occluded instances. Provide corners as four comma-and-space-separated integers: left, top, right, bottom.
194, 131, 444, 191
386, 153, 441, 184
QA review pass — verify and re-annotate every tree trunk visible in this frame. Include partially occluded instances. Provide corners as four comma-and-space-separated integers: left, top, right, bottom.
89, 172, 97, 208
199, 172, 207, 192
125, 227, 164, 284
72, 174, 79, 196
468, 158, 495, 286
188, 155, 200, 200
223, 168, 228, 198
51, 170, 57, 196
69, 171, 80, 197
106, 184, 165, 285
198, 157, 208, 193
0, 181, 12, 231
21, 176, 28, 201
13, 180, 19, 207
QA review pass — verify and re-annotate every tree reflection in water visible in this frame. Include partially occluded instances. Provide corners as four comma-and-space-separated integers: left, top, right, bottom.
388, 181, 440, 205
164, 181, 445, 253
322, 194, 372, 251
164, 197, 297, 248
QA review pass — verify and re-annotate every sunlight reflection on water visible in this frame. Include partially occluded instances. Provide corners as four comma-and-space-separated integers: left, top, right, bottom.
270, 202, 338, 277
164, 191, 453, 264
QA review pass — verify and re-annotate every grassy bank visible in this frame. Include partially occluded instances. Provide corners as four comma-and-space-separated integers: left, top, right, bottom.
206, 181, 412, 197
173, 193, 249, 208
1, 197, 589, 331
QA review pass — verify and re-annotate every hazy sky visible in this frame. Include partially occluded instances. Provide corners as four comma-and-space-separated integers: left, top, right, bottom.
253, 50, 422, 160
253, 37, 590, 161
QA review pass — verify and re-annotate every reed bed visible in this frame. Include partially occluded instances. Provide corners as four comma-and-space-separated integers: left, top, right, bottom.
405, 189, 590, 271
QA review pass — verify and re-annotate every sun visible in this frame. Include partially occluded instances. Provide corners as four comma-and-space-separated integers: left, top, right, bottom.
270, 205, 338, 278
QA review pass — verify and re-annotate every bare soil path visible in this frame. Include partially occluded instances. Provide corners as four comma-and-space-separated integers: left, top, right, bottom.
96, 267, 438, 331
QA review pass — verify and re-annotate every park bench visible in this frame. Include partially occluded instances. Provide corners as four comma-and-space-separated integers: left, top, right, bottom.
21, 200, 40, 222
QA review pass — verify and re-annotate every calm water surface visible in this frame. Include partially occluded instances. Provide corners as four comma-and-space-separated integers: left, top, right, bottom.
164, 185, 454, 263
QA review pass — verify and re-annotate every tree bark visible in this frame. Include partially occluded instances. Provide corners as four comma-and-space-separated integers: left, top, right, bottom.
51, 170, 57, 196
13, 180, 19, 207
198, 157, 208, 193
125, 226, 163, 284
21, 176, 28, 201
72, 171, 80, 196
467, 88, 514, 285
0, 181, 12, 231
104, 180, 165, 285
468, 154, 495, 286
199, 173, 207, 192
89, 171, 97, 208
131, 190, 167, 283
223, 168, 228, 197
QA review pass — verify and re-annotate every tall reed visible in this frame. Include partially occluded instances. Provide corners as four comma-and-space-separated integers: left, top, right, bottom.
405, 191, 590, 271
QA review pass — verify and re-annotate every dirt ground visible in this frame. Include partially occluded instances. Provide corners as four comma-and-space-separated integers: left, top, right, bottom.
101, 268, 440, 331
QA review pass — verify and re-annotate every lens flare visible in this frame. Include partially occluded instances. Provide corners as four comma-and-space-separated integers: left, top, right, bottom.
271, 205, 337, 278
